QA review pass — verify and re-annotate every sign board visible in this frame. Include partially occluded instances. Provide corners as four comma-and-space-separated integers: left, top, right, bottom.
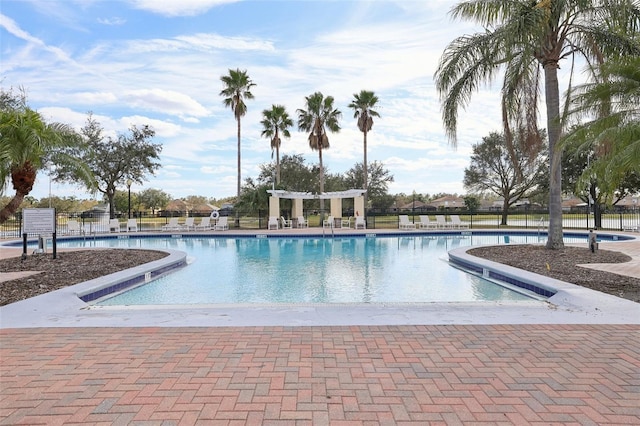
23, 208, 56, 234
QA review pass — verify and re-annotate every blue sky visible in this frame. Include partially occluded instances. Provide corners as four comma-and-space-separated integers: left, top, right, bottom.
1, 0, 508, 201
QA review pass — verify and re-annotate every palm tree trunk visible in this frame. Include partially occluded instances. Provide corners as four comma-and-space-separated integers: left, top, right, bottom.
237, 117, 242, 199
0, 192, 26, 224
363, 129, 368, 214
318, 141, 325, 216
276, 129, 281, 185
543, 63, 564, 249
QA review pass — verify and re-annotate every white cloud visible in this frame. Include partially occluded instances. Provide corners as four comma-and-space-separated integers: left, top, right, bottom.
130, 0, 240, 17
123, 89, 209, 119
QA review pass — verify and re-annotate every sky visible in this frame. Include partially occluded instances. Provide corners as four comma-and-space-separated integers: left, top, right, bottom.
1, 0, 509, 202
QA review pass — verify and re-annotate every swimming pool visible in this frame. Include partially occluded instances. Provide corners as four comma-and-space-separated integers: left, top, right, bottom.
42, 232, 610, 306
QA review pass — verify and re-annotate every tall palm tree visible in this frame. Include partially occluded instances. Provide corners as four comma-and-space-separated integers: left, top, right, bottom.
435, 0, 640, 249
348, 90, 380, 209
260, 104, 293, 185
0, 107, 93, 223
297, 92, 342, 214
220, 68, 256, 199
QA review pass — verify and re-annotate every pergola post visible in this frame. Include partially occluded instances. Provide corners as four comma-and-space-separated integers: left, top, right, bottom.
354, 195, 365, 217
269, 195, 280, 218
292, 199, 304, 219
331, 198, 342, 223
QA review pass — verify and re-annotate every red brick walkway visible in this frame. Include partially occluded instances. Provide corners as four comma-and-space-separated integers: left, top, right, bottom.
1, 325, 639, 425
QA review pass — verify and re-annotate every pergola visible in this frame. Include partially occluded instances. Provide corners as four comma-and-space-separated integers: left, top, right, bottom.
267, 189, 366, 226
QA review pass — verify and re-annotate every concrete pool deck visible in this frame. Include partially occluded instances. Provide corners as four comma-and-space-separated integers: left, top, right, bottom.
1, 229, 639, 423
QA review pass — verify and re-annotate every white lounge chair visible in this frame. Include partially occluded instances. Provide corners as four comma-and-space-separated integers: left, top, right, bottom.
67, 220, 84, 235
213, 216, 229, 231
162, 217, 183, 231
183, 217, 196, 231
126, 218, 138, 232
341, 217, 352, 228
109, 219, 121, 233
355, 216, 366, 229
417, 215, 436, 229
281, 216, 292, 229
268, 217, 279, 230
450, 215, 469, 229
195, 216, 211, 231
435, 215, 451, 229
398, 215, 416, 230
297, 216, 308, 228
323, 216, 335, 228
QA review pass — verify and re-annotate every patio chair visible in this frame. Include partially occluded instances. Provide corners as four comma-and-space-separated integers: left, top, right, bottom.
194, 216, 211, 231
281, 216, 292, 229
323, 216, 335, 228
435, 215, 451, 229
183, 217, 196, 231
398, 215, 416, 230
450, 215, 469, 229
268, 217, 279, 230
213, 216, 229, 231
126, 218, 138, 232
297, 216, 308, 228
417, 215, 436, 229
355, 216, 366, 229
67, 220, 84, 235
341, 217, 352, 228
161, 217, 183, 231
109, 219, 121, 233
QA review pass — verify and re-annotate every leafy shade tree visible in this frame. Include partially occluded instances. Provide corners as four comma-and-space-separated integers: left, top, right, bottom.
261, 104, 293, 185
258, 154, 317, 193
54, 114, 162, 219
0, 91, 93, 223
563, 56, 640, 192
137, 188, 172, 215
297, 92, 341, 215
435, 0, 640, 249
348, 90, 380, 205
463, 132, 546, 225
343, 161, 394, 212
220, 68, 256, 198
463, 195, 480, 213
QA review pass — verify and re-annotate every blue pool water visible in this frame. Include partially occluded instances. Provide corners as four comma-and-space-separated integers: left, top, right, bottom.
46, 232, 595, 305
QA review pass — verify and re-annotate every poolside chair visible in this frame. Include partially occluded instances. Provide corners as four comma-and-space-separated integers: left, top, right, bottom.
450, 215, 469, 229
268, 217, 279, 230
323, 216, 335, 228
161, 217, 182, 231
297, 216, 308, 228
213, 216, 229, 231
435, 215, 451, 229
194, 216, 211, 231
183, 217, 196, 231
417, 215, 436, 229
355, 216, 366, 229
109, 219, 121, 233
341, 217, 352, 228
67, 220, 84, 235
281, 216, 292, 229
398, 215, 416, 230
126, 218, 138, 232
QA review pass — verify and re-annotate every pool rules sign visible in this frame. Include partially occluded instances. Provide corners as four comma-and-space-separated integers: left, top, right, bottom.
22, 208, 57, 258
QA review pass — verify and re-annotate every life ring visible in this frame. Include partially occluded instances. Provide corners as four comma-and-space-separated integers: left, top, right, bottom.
210, 210, 220, 219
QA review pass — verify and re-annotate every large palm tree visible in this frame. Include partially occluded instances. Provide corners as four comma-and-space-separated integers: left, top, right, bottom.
348, 90, 380, 209
0, 107, 92, 223
260, 104, 293, 185
435, 0, 640, 249
220, 68, 256, 199
296, 92, 342, 214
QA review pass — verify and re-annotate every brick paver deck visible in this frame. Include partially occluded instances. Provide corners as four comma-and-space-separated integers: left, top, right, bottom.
2, 325, 639, 425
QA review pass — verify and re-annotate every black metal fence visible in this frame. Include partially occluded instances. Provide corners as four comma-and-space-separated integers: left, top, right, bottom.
1, 209, 639, 239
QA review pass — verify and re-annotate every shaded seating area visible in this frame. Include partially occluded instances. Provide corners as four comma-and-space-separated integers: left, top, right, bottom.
297, 216, 308, 228
323, 215, 335, 228
281, 216, 292, 229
